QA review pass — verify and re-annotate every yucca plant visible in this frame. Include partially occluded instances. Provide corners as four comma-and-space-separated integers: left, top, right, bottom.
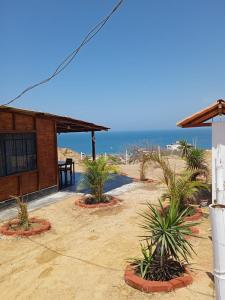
178, 140, 192, 158
186, 148, 205, 169
185, 148, 209, 181
81, 156, 117, 203
130, 201, 197, 281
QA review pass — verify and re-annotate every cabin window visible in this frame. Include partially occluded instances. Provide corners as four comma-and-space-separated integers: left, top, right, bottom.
0, 133, 37, 176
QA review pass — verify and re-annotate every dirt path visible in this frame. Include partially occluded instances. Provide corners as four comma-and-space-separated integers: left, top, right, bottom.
0, 179, 214, 300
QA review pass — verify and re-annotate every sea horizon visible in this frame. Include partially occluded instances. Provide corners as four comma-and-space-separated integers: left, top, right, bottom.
57, 128, 212, 155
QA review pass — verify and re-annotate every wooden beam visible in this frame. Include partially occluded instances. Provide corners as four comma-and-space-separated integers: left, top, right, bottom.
183, 122, 212, 128
91, 130, 96, 161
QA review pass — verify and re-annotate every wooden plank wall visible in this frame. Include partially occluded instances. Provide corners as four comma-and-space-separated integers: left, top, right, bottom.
0, 111, 58, 202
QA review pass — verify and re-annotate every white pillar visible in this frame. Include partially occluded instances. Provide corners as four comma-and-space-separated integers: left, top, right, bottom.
216, 160, 224, 204
210, 204, 225, 299
212, 122, 225, 203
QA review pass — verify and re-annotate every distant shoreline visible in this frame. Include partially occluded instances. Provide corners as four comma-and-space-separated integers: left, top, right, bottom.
58, 129, 212, 155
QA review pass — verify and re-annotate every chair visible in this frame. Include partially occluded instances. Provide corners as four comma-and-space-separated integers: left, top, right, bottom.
65, 158, 75, 185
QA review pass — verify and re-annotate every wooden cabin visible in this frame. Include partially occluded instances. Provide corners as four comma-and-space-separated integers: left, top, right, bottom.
0, 106, 109, 203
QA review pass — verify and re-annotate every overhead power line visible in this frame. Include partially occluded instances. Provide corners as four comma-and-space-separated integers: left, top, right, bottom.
1, 0, 124, 107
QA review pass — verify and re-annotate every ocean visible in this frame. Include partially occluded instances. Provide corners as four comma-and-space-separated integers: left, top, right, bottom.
57, 128, 212, 155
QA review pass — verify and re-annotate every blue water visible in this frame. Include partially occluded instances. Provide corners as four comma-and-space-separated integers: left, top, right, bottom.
57, 128, 212, 155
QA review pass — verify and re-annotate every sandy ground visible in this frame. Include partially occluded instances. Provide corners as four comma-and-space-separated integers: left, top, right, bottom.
0, 156, 214, 300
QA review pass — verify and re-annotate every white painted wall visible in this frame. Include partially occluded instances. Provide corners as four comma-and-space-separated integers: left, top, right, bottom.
212, 122, 225, 203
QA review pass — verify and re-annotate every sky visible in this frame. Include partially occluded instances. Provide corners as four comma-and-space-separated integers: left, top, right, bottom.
1, 0, 225, 131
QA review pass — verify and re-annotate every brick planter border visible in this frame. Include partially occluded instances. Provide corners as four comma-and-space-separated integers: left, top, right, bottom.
124, 265, 193, 293
75, 195, 119, 208
160, 205, 203, 222
0, 217, 51, 237
184, 207, 203, 221
185, 226, 200, 240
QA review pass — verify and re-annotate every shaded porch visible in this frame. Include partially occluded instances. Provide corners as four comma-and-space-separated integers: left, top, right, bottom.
55, 113, 110, 190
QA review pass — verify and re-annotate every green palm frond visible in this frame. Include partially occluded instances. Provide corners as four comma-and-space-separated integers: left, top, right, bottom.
80, 156, 118, 202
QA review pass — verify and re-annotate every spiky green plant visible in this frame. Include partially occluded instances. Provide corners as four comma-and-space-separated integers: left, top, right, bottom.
81, 157, 117, 203
185, 148, 209, 181
178, 140, 192, 158
186, 148, 206, 170
130, 201, 197, 281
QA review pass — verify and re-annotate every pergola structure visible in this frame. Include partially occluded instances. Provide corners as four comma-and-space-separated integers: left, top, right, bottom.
0, 106, 109, 160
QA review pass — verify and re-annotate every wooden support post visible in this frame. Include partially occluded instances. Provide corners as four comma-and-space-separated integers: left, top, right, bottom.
91, 130, 96, 161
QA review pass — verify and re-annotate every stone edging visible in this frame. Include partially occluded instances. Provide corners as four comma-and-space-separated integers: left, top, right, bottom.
124, 265, 193, 293
75, 195, 119, 208
0, 217, 51, 237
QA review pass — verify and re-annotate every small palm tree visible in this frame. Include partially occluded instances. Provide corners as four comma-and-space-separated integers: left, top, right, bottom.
81, 157, 117, 203
148, 152, 208, 211
161, 171, 209, 211
129, 147, 153, 181
178, 140, 192, 158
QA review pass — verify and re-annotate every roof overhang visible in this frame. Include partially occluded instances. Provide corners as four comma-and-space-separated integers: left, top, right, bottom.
177, 99, 225, 128
0, 106, 109, 133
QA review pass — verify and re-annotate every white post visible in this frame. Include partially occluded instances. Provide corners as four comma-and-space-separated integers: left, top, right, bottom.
210, 204, 225, 299
104, 152, 107, 159
80, 152, 83, 160
215, 146, 225, 204
216, 162, 224, 204
158, 146, 161, 157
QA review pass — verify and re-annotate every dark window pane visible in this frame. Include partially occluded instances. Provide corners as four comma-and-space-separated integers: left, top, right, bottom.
0, 133, 37, 176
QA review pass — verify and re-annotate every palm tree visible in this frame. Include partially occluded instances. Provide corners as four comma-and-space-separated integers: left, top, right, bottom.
129, 147, 153, 181
161, 171, 209, 211
178, 140, 192, 158
148, 152, 208, 211
81, 157, 117, 203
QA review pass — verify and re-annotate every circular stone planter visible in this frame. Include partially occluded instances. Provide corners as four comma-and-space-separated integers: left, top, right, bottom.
0, 217, 51, 237
75, 195, 119, 208
184, 207, 203, 222
124, 265, 193, 293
